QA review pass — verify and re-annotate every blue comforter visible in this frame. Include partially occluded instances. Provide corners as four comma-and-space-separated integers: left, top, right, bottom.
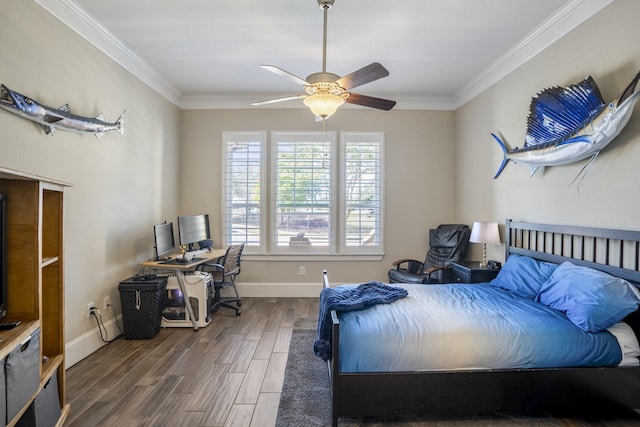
335, 283, 622, 372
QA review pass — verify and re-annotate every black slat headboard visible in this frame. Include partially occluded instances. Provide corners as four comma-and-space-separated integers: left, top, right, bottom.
505, 219, 640, 285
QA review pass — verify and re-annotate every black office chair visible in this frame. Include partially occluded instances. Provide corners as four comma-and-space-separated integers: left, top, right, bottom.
388, 224, 470, 284
197, 242, 245, 316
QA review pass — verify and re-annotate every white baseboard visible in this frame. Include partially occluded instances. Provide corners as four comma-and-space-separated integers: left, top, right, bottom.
231, 282, 322, 298
65, 282, 320, 368
65, 315, 123, 369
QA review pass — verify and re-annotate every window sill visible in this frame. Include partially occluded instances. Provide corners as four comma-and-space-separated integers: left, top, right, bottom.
243, 254, 384, 262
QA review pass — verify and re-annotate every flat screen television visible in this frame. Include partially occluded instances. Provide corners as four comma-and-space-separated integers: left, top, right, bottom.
0, 194, 7, 320
153, 221, 176, 261
177, 214, 210, 251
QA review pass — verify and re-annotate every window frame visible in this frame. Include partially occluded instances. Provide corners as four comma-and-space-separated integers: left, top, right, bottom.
221, 131, 384, 257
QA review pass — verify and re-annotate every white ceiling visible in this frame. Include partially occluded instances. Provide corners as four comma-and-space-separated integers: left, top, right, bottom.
35, 0, 612, 110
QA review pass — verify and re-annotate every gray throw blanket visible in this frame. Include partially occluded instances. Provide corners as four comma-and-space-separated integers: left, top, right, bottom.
313, 281, 409, 361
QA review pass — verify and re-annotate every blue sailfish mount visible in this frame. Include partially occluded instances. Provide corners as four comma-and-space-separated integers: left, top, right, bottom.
492, 70, 640, 180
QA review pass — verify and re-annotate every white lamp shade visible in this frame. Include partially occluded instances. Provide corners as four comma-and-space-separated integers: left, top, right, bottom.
303, 93, 346, 119
469, 221, 501, 244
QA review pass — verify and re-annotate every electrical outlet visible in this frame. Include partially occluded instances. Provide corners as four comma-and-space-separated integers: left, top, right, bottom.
299, 265, 306, 276
86, 302, 95, 318
103, 296, 110, 310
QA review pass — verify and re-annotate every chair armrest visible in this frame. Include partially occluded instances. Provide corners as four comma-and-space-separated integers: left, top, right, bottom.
196, 262, 224, 272
424, 265, 449, 274
392, 258, 425, 275
392, 258, 421, 267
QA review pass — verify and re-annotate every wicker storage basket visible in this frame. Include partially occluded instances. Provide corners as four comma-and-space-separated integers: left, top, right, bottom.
118, 276, 167, 339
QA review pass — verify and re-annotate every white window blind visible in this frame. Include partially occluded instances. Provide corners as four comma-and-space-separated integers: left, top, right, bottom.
341, 132, 384, 254
222, 132, 266, 252
272, 132, 335, 254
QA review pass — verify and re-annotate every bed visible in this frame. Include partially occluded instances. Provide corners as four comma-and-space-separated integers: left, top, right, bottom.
320, 219, 640, 426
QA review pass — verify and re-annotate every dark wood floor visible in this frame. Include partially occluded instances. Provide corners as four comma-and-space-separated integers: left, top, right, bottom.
64, 297, 318, 427
64, 297, 640, 427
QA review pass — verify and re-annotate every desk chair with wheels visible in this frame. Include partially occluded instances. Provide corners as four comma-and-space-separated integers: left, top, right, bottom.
196, 243, 245, 316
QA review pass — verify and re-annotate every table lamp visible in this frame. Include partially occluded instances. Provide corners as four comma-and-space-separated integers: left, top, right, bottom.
469, 221, 501, 267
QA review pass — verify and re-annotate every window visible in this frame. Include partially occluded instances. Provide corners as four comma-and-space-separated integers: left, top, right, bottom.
222, 132, 266, 252
222, 131, 384, 256
272, 132, 335, 254
340, 132, 384, 255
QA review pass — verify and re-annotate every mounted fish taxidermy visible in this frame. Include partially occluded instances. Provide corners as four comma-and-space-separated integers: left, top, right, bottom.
492, 70, 640, 181
0, 84, 124, 139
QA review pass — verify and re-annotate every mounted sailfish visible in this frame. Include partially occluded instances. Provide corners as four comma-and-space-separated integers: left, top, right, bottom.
0, 84, 124, 139
492, 70, 640, 181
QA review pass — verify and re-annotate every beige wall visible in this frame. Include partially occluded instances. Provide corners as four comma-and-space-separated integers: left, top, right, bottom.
456, 0, 640, 263
179, 108, 456, 284
0, 2, 182, 365
3, 0, 639, 364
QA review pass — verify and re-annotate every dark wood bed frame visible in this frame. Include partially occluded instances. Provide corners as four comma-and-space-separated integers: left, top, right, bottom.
324, 219, 640, 426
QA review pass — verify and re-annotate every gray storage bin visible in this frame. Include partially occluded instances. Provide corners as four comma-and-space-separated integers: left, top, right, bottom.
6, 328, 41, 422
35, 371, 61, 427
15, 371, 60, 427
0, 356, 5, 426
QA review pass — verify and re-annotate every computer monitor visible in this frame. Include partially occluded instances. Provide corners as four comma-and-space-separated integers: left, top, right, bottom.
178, 214, 210, 251
153, 222, 176, 260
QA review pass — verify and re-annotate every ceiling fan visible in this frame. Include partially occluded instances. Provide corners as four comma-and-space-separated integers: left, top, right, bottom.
251, 0, 396, 120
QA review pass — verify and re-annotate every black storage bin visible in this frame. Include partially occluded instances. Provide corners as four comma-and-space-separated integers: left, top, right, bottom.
118, 276, 167, 339
6, 328, 40, 423
15, 371, 60, 427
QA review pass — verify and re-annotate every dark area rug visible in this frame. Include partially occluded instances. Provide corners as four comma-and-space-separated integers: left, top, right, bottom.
275, 318, 562, 426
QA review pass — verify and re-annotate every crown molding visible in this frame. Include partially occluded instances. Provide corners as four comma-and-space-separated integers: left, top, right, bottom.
452, 0, 613, 108
179, 94, 457, 111
34, 0, 182, 105
35, 0, 612, 111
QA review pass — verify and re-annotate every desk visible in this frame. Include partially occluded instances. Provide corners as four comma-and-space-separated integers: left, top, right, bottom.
140, 248, 226, 330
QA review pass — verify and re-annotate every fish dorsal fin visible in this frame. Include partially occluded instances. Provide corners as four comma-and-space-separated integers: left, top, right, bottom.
525, 76, 605, 147
95, 113, 104, 121
59, 104, 70, 113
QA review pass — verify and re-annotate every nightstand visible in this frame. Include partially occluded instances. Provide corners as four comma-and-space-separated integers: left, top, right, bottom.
447, 260, 500, 284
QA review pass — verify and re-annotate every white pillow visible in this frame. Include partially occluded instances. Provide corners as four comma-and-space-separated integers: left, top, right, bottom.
607, 321, 640, 366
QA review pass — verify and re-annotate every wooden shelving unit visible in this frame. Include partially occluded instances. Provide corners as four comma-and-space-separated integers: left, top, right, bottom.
0, 166, 70, 427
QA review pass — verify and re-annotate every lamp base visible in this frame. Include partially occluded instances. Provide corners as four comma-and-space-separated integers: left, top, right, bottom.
481, 243, 487, 268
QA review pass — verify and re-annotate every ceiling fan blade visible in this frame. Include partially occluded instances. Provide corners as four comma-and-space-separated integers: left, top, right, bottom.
251, 95, 306, 106
346, 93, 396, 111
260, 65, 309, 86
336, 62, 389, 90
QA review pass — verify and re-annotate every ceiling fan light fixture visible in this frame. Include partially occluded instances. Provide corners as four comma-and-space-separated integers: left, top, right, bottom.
253, 0, 395, 117
303, 92, 347, 119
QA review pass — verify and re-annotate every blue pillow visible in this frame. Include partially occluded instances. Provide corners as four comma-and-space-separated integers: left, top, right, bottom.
536, 261, 640, 332
488, 254, 558, 299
